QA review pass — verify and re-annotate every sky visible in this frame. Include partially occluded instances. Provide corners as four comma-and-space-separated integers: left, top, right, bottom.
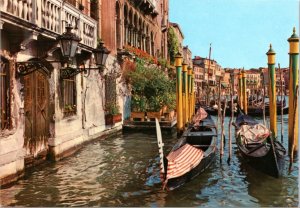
169, 0, 299, 69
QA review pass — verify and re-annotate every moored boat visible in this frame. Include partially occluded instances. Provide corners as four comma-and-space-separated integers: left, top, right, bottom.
233, 107, 286, 177
155, 108, 217, 190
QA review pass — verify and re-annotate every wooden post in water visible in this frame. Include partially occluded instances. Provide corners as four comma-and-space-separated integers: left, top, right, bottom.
290, 86, 299, 169
241, 69, 248, 114
220, 97, 227, 159
279, 64, 284, 143
175, 52, 183, 133
191, 69, 195, 117
206, 43, 212, 106
182, 62, 188, 126
217, 80, 222, 132
266, 44, 277, 138
261, 69, 266, 126
188, 66, 192, 121
228, 72, 234, 163
288, 27, 299, 155
238, 70, 243, 109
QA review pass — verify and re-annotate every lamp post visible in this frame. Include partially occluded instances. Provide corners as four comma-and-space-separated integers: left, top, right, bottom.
56, 25, 110, 79
266, 44, 277, 138
288, 27, 299, 154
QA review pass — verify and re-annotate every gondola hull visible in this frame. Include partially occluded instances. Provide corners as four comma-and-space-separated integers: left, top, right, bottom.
237, 138, 285, 177
166, 138, 217, 190
163, 115, 217, 190
235, 109, 286, 177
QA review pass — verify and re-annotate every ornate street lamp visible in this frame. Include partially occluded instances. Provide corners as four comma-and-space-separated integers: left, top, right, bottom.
93, 40, 110, 68
56, 24, 81, 61
57, 25, 111, 79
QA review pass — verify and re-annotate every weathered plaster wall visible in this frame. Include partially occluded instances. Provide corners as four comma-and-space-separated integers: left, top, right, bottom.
0, 38, 25, 185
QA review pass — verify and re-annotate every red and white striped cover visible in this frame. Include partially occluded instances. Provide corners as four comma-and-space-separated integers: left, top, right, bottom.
166, 144, 204, 180
193, 107, 208, 127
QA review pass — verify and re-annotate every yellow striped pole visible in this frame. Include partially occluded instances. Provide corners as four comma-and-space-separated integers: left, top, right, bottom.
241, 69, 248, 114
238, 70, 243, 109
175, 52, 183, 132
288, 27, 299, 154
188, 66, 192, 121
266, 44, 277, 137
191, 70, 195, 116
182, 62, 188, 126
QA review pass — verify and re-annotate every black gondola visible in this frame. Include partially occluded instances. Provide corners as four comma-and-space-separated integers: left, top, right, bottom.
233, 107, 286, 177
155, 109, 217, 190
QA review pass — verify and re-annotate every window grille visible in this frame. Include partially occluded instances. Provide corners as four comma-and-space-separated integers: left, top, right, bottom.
0, 58, 10, 130
63, 77, 77, 117
105, 75, 117, 108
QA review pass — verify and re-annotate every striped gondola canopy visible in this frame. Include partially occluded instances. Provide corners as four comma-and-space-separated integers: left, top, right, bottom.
166, 144, 204, 180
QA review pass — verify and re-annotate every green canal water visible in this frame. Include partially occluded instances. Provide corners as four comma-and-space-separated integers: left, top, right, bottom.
0, 115, 298, 207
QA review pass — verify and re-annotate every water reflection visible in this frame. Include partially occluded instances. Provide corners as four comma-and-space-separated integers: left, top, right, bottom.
0, 113, 298, 207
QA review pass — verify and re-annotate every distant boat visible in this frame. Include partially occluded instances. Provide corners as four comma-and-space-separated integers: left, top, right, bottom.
233, 106, 286, 177
155, 108, 217, 190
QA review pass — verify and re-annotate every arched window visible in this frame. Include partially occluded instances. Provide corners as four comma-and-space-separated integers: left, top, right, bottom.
124, 5, 128, 45
0, 56, 10, 130
116, 1, 121, 49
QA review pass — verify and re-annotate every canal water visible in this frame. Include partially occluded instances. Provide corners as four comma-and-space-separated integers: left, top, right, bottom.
0, 115, 298, 207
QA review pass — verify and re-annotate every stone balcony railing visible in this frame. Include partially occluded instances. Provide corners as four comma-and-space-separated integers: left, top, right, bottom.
0, 0, 97, 49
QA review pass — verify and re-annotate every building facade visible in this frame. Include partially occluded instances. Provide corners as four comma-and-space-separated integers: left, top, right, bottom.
0, 0, 169, 186
169, 22, 184, 54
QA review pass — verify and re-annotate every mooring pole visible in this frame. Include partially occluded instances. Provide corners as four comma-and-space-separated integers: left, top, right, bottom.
191, 70, 195, 116
241, 69, 247, 114
228, 72, 234, 164
290, 86, 299, 169
220, 96, 227, 160
175, 52, 183, 133
217, 80, 221, 132
261, 69, 266, 126
266, 44, 277, 138
288, 27, 299, 155
238, 70, 243, 109
182, 62, 188, 126
188, 66, 192, 121
279, 63, 284, 143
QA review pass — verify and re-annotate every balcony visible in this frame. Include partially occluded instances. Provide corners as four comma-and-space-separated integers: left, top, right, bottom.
132, 0, 158, 16
0, 0, 97, 49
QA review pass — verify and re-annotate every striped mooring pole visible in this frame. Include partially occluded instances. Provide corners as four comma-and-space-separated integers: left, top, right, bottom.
241, 69, 248, 114
182, 62, 188, 126
266, 44, 277, 138
188, 65, 192, 121
288, 27, 299, 154
175, 52, 183, 132
191, 69, 195, 116
238, 70, 243, 110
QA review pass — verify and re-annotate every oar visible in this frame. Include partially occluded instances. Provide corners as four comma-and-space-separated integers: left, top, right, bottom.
155, 118, 166, 176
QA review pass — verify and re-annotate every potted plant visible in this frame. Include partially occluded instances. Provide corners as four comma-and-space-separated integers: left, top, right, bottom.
105, 103, 122, 125
130, 94, 146, 121
63, 104, 76, 117
163, 93, 176, 121
146, 96, 163, 121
